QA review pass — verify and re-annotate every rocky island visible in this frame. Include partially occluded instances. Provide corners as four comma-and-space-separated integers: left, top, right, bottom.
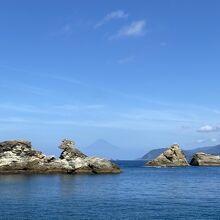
0, 139, 121, 174
145, 144, 189, 167
190, 152, 220, 166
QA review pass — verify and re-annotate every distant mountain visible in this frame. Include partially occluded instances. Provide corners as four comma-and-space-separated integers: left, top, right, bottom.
141, 145, 220, 162
141, 148, 166, 161
83, 139, 121, 160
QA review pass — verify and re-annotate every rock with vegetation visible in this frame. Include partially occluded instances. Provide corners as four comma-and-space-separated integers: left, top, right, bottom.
0, 139, 121, 174
145, 144, 189, 167
190, 152, 220, 166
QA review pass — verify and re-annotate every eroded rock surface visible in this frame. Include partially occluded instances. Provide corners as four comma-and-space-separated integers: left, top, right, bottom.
145, 144, 189, 167
190, 152, 220, 166
0, 139, 121, 174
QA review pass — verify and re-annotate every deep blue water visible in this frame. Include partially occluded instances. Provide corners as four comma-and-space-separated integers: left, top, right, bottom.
0, 161, 220, 220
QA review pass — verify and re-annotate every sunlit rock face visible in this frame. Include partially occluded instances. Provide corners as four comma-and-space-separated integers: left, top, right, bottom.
145, 144, 189, 167
59, 139, 87, 160
190, 152, 220, 166
0, 139, 121, 174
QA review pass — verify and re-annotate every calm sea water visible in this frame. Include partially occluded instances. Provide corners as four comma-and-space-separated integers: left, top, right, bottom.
0, 161, 220, 220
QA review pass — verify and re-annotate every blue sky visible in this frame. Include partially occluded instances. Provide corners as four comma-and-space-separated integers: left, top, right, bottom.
0, 0, 220, 158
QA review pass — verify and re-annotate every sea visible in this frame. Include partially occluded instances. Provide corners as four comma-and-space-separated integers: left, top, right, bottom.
0, 160, 220, 220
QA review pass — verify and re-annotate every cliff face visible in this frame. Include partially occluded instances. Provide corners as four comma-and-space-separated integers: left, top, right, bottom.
145, 144, 189, 167
0, 139, 121, 174
190, 152, 220, 166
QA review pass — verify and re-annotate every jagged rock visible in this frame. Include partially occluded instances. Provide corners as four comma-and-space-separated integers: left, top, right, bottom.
0, 139, 121, 174
59, 139, 87, 160
145, 144, 189, 167
190, 152, 220, 166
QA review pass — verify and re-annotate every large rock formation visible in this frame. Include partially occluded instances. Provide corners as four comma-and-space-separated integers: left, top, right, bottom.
0, 139, 121, 174
145, 144, 189, 167
190, 152, 220, 166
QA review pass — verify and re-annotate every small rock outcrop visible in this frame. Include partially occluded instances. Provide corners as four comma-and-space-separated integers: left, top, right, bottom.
190, 152, 220, 166
145, 144, 189, 167
0, 139, 121, 174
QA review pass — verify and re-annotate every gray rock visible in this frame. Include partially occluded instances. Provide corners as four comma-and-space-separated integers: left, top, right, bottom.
59, 139, 87, 160
0, 139, 121, 174
145, 144, 189, 167
190, 152, 220, 166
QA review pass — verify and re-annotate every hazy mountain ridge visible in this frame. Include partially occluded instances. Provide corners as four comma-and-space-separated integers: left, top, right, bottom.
83, 139, 220, 161
141, 145, 220, 162
83, 139, 121, 159
83, 139, 140, 160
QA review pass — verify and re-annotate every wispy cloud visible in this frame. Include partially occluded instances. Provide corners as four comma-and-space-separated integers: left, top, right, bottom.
0, 117, 29, 123
61, 24, 73, 34
3, 65, 220, 133
197, 125, 220, 133
0, 65, 91, 93
95, 10, 128, 28
0, 104, 197, 131
117, 56, 134, 64
0, 104, 51, 114
54, 104, 104, 111
51, 23, 74, 36
197, 139, 206, 143
1, 81, 53, 97
196, 138, 218, 144
211, 138, 217, 142
160, 42, 167, 47
0, 103, 104, 116
120, 109, 196, 124
112, 20, 146, 38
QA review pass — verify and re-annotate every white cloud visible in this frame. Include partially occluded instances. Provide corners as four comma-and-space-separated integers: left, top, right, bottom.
95, 10, 128, 28
197, 125, 220, 133
114, 20, 146, 38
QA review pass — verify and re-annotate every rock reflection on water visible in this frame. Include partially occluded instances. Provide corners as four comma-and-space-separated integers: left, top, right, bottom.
0, 175, 33, 198
58, 175, 77, 197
